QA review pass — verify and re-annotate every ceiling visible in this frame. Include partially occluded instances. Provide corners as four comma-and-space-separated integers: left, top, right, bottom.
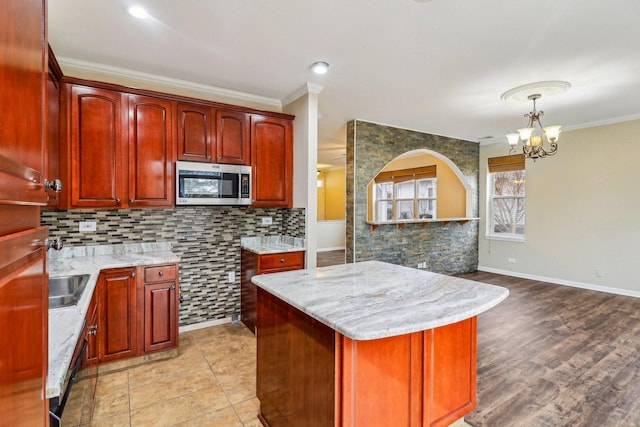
48, 0, 640, 169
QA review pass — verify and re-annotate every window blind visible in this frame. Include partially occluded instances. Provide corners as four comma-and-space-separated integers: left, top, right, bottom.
374, 165, 437, 183
487, 154, 525, 173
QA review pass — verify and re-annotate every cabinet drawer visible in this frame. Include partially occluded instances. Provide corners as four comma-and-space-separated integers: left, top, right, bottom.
144, 264, 177, 283
259, 252, 304, 273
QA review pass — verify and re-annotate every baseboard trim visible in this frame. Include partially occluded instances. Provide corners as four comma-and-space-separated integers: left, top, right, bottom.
317, 246, 346, 252
179, 317, 232, 333
477, 266, 640, 299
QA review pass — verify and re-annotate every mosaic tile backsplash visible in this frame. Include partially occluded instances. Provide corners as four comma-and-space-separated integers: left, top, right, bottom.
42, 207, 305, 326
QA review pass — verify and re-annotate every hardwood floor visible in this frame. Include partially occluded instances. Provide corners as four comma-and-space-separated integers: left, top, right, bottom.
459, 271, 640, 427
317, 249, 345, 267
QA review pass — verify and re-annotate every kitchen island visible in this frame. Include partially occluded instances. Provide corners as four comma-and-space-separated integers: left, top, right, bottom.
252, 261, 508, 427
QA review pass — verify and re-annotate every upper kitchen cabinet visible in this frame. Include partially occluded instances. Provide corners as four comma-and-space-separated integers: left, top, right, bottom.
45, 47, 63, 209
60, 82, 175, 208
251, 115, 293, 208
215, 109, 250, 165
176, 102, 213, 162
61, 84, 126, 208
128, 95, 174, 207
176, 104, 250, 166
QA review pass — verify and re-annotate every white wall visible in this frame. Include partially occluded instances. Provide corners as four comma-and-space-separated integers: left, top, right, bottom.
284, 84, 322, 268
317, 220, 346, 251
479, 119, 640, 296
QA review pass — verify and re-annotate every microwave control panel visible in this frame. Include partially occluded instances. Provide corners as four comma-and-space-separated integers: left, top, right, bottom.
240, 174, 250, 199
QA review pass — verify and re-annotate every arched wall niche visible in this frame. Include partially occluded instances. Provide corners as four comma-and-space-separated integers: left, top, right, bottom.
366, 149, 472, 222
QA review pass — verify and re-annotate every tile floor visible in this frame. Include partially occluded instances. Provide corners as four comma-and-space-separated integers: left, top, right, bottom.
85, 323, 260, 426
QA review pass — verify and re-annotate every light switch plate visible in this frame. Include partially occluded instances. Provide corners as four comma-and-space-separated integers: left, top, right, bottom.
261, 217, 272, 225
79, 221, 97, 232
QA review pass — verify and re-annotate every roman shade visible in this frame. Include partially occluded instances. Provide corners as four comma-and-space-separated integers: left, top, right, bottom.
374, 165, 437, 183
488, 154, 525, 173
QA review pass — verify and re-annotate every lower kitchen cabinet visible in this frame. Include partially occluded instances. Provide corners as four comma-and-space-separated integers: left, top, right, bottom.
241, 249, 304, 334
98, 267, 138, 363
95, 263, 180, 366
140, 264, 179, 353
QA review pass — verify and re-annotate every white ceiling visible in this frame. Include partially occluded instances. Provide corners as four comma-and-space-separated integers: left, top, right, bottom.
48, 0, 640, 169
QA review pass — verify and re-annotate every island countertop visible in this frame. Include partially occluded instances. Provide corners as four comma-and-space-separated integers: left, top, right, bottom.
252, 260, 508, 340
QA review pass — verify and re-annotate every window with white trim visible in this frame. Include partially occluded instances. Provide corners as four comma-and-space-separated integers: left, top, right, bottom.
373, 166, 437, 222
488, 155, 525, 238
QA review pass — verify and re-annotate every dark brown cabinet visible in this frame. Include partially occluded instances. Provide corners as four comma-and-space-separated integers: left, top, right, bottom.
0, 0, 48, 423
250, 115, 293, 208
176, 104, 250, 166
98, 267, 138, 363
140, 264, 179, 353
241, 249, 304, 334
63, 85, 126, 208
61, 86, 175, 208
128, 95, 174, 207
216, 109, 250, 165
176, 102, 213, 162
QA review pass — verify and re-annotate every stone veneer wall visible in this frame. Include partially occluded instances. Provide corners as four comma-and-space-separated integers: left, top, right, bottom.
41, 207, 305, 326
346, 120, 479, 274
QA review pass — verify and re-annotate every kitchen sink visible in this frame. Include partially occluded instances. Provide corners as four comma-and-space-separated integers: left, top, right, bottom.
49, 274, 90, 309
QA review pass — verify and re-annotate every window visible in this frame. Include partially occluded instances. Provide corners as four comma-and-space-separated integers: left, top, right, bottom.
487, 155, 525, 240
373, 166, 437, 222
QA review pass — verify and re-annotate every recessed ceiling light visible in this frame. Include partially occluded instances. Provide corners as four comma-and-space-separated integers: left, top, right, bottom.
310, 61, 330, 75
128, 5, 149, 19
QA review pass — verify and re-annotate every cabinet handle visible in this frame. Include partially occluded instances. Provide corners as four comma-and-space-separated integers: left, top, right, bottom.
131, 272, 136, 278
170, 284, 175, 291
217, 156, 222, 161
280, 258, 285, 263
129, 199, 134, 204
207, 155, 211, 160
115, 198, 121, 204
158, 271, 164, 277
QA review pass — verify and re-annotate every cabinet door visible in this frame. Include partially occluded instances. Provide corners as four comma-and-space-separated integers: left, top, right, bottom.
143, 281, 177, 353
251, 115, 293, 207
98, 268, 137, 362
0, 0, 47, 209
176, 102, 212, 162
69, 86, 125, 207
45, 70, 60, 209
215, 109, 250, 165
0, 227, 48, 426
128, 95, 174, 207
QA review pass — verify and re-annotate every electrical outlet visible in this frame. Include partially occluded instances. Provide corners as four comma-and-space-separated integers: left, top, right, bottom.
79, 221, 96, 232
261, 217, 272, 226
228, 272, 236, 283
508, 257, 516, 264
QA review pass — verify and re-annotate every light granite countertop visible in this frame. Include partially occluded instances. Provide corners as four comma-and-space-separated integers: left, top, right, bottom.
252, 260, 509, 341
47, 243, 179, 398
240, 235, 305, 255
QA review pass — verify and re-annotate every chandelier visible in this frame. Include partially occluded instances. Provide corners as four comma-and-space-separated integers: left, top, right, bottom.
505, 93, 561, 159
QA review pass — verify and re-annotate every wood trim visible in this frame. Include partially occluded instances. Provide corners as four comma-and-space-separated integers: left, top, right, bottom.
60, 76, 295, 121
374, 165, 437, 183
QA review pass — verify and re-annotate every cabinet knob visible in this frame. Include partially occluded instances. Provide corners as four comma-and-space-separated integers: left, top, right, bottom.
46, 238, 63, 251
115, 198, 121, 204
159, 271, 164, 277
280, 258, 285, 263
129, 199, 134, 204
88, 329, 97, 336
217, 156, 222, 161
170, 284, 176, 291
207, 155, 211, 160
131, 272, 136, 278
44, 178, 63, 193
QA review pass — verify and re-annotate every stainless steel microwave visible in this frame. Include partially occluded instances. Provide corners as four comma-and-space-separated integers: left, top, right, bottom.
176, 161, 252, 206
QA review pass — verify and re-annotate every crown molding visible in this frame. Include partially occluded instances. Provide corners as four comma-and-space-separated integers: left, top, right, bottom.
282, 82, 324, 106
57, 56, 283, 109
